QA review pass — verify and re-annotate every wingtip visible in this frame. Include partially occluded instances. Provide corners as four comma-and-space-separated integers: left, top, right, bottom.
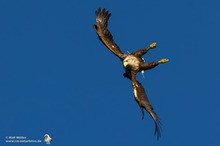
95, 8, 111, 18
154, 121, 162, 140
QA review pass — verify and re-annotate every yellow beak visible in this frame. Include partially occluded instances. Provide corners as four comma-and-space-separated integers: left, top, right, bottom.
123, 61, 128, 68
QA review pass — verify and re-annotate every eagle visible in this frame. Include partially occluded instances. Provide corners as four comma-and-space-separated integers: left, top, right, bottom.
93, 8, 168, 140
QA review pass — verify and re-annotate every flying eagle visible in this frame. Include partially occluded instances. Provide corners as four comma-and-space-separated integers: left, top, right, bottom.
93, 8, 168, 139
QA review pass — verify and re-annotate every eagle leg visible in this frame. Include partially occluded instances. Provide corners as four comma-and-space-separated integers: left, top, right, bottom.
140, 58, 169, 71
132, 42, 156, 57
140, 62, 159, 71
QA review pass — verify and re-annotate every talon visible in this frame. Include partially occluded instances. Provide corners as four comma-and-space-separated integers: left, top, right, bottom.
150, 42, 156, 49
158, 58, 169, 64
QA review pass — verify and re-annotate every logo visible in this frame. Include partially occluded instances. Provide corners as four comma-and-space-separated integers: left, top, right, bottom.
44, 134, 52, 144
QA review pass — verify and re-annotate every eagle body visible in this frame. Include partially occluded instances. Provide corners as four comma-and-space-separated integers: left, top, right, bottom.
93, 8, 169, 140
123, 55, 141, 71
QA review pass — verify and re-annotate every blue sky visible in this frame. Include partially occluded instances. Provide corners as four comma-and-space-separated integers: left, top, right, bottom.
0, 0, 220, 145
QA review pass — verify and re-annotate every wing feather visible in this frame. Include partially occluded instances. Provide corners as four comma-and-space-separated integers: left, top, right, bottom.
93, 8, 125, 60
131, 74, 161, 140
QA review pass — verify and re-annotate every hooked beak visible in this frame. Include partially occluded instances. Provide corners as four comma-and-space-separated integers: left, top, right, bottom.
123, 61, 128, 68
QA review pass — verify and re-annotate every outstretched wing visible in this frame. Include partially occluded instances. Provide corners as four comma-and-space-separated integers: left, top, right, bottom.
93, 8, 125, 60
131, 74, 161, 140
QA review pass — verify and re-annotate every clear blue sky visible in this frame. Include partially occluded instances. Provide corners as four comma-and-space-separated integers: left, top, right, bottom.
0, 0, 220, 145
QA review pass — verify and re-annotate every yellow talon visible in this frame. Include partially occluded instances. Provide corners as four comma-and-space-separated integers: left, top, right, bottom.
158, 58, 169, 64
150, 42, 156, 48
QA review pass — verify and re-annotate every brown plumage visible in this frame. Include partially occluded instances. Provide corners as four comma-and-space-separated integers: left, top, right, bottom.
93, 8, 126, 60
93, 8, 168, 140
